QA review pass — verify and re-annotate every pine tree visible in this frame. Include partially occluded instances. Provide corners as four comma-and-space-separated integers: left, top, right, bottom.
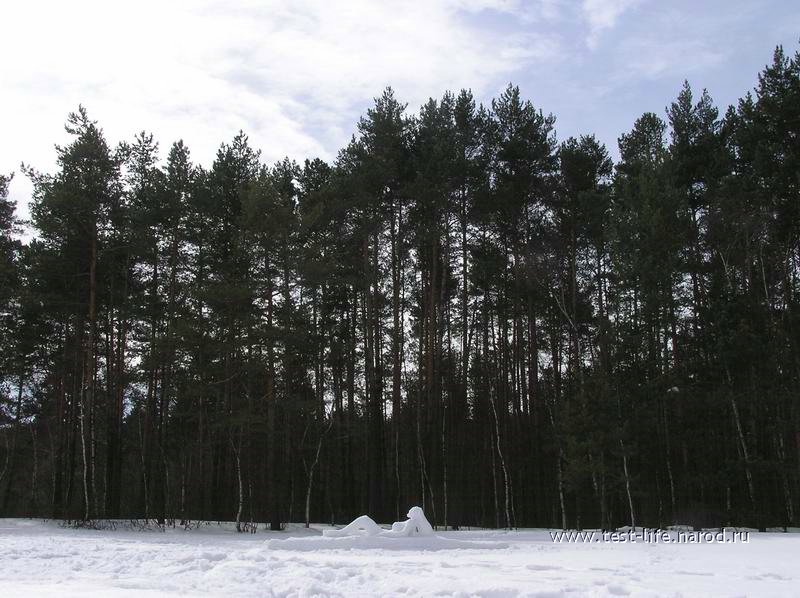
1, 42, 798, 531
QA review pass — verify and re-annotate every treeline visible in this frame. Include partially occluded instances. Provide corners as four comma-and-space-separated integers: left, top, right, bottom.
0, 44, 798, 531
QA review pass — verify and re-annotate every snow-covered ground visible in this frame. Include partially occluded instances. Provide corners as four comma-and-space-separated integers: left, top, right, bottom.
0, 519, 797, 597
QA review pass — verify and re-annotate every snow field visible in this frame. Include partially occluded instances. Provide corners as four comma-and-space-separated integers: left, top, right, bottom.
0, 519, 797, 597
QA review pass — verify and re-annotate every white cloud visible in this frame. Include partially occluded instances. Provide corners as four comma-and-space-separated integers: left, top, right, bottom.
622, 39, 726, 80
581, 0, 641, 48
1, 0, 559, 226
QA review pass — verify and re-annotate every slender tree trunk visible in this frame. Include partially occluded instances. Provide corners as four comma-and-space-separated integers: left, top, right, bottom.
79, 231, 98, 521
620, 437, 636, 530
232, 435, 243, 532
265, 260, 280, 531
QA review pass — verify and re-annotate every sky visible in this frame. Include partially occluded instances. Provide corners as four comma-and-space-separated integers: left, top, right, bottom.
2, 0, 798, 226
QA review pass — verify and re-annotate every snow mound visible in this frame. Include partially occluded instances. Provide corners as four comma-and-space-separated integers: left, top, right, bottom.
268, 507, 508, 551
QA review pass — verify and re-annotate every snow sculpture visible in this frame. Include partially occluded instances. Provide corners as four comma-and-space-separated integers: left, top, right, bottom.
322, 515, 383, 537
323, 506, 434, 538
267, 505, 507, 550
